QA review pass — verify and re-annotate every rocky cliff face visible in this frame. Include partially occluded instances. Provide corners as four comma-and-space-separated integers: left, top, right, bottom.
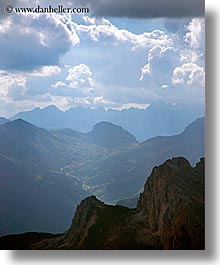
0, 157, 204, 250
136, 157, 204, 249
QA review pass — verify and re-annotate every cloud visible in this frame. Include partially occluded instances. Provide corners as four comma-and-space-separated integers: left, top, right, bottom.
0, 70, 27, 101
31, 66, 61, 77
140, 45, 179, 87
111, 103, 150, 111
76, 17, 173, 50
0, 65, 61, 102
50, 64, 95, 97
67, 64, 94, 88
78, 0, 204, 18
184, 18, 205, 50
0, 14, 205, 116
161, 84, 168, 89
140, 18, 205, 91
51, 81, 66, 88
171, 18, 205, 88
0, 13, 79, 71
172, 63, 205, 86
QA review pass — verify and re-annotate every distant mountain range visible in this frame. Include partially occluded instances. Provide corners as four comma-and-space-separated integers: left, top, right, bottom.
11, 103, 204, 141
0, 157, 204, 250
77, 117, 204, 203
0, 117, 204, 236
0, 117, 9, 125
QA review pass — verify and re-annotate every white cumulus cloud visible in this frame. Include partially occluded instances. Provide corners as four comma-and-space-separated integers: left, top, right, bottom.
67, 64, 95, 92
172, 63, 205, 86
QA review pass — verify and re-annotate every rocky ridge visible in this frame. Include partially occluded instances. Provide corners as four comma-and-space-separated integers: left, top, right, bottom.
0, 157, 204, 250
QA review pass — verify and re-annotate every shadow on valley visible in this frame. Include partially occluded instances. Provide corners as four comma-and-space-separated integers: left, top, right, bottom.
0, 157, 204, 250
0, 116, 204, 249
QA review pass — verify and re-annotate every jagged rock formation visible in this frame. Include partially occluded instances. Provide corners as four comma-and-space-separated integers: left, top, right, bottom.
136, 157, 204, 249
0, 157, 204, 250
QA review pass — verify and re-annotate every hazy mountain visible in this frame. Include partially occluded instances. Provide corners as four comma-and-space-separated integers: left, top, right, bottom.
0, 119, 93, 236
76, 117, 204, 203
0, 119, 136, 236
11, 103, 204, 141
0, 117, 204, 236
0, 153, 89, 237
88, 121, 137, 148
0, 157, 204, 250
0, 117, 9, 125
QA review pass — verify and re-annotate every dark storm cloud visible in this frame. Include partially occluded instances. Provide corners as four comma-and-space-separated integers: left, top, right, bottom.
80, 0, 204, 18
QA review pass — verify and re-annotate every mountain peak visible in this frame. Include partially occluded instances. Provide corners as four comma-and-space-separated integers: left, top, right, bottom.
43, 105, 62, 112
162, 156, 191, 168
66, 196, 104, 244
0, 117, 9, 125
92, 121, 126, 133
0, 157, 204, 250
3, 118, 32, 127
182, 117, 204, 135
89, 121, 137, 148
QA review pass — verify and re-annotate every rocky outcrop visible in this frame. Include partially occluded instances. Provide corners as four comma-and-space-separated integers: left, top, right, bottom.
136, 157, 204, 249
0, 157, 204, 250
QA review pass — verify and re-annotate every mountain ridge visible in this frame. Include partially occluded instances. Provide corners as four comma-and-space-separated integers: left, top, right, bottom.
0, 117, 204, 236
11, 103, 204, 141
78, 117, 204, 203
0, 157, 204, 250
0, 117, 10, 125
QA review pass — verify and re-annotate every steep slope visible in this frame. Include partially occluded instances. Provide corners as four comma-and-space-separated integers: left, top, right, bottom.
136, 157, 204, 249
0, 119, 136, 236
87, 121, 137, 148
0, 154, 89, 236
11, 103, 204, 141
76, 117, 204, 203
0, 120, 93, 236
0, 119, 67, 169
0, 157, 204, 250
0, 119, 109, 169
0, 117, 204, 236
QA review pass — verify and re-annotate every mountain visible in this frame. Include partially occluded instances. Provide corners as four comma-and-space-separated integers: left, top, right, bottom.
0, 119, 136, 236
0, 117, 9, 125
0, 157, 204, 250
0, 153, 89, 237
0, 119, 93, 236
88, 121, 138, 148
11, 103, 204, 141
0, 117, 204, 236
11, 105, 64, 128
75, 117, 204, 203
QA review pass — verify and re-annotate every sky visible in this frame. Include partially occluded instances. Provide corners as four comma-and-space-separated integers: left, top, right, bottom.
0, 0, 205, 117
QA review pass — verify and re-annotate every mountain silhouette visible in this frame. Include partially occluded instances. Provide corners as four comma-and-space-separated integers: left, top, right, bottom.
88, 121, 137, 148
0, 157, 204, 250
11, 103, 204, 141
0, 117, 9, 125
0, 117, 204, 236
78, 117, 204, 203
